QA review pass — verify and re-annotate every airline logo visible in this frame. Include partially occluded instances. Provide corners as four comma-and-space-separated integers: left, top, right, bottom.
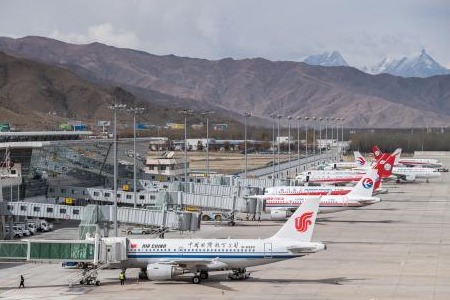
357, 157, 366, 166
362, 178, 374, 189
384, 163, 392, 171
294, 211, 314, 232
131, 243, 137, 249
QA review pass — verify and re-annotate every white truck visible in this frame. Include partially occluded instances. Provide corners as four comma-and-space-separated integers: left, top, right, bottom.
29, 219, 54, 232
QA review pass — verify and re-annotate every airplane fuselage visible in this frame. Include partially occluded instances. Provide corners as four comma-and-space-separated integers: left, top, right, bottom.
262, 195, 380, 214
123, 238, 323, 270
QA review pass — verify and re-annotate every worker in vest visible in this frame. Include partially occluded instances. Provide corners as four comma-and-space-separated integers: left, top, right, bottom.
119, 271, 125, 285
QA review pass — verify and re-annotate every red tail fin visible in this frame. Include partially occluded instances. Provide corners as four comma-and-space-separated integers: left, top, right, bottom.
373, 154, 395, 179
372, 146, 383, 160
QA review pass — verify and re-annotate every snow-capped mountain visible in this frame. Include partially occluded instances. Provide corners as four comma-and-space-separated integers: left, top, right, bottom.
366, 50, 450, 78
303, 51, 349, 67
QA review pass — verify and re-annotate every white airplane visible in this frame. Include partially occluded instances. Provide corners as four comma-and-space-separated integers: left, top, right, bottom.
258, 169, 381, 219
324, 151, 368, 170
373, 145, 442, 168
372, 147, 441, 182
266, 154, 393, 196
296, 154, 393, 186
122, 197, 325, 284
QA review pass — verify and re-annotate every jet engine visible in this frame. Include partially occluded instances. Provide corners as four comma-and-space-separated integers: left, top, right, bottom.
270, 209, 293, 220
404, 174, 416, 182
146, 263, 184, 280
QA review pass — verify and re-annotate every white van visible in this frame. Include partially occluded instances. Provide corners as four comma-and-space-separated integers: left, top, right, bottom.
14, 224, 31, 236
26, 223, 37, 234
16, 223, 35, 235
5, 227, 23, 238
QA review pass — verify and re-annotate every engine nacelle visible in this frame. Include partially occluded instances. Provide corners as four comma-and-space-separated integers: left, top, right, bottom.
405, 174, 416, 181
270, 209, 292, 220
146, 263, 184, 281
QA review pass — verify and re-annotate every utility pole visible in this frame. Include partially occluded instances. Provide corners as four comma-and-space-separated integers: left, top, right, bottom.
108, 102, 127, 237
277, 115, 283, 177
270, 114, 276, 185
244, 112, 252, 179
180, 109, 193, 183
201, 110, 214, 180
128, 107, 144, 209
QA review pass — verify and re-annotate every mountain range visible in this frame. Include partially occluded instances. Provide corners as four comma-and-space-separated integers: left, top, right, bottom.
304, 49, 450, 78
303, 51, 349, 67
1, 36, 450, 129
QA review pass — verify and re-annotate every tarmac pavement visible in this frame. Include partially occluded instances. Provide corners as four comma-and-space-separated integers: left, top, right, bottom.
1, 157, 450, 299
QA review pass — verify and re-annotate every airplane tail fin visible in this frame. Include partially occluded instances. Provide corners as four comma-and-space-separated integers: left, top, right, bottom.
271, 197, 320, 242
372, 146, 383, 160
347, 169, 378, 197
392, 148, 402, 165
373, 153, 395, 179
354, 151, 367, 167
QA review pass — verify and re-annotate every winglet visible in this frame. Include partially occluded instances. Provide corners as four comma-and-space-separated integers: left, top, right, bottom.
271, 197, 320, 242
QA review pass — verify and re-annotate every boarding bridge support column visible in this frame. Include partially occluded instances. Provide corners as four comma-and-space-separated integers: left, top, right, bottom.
0, 184, 4, 240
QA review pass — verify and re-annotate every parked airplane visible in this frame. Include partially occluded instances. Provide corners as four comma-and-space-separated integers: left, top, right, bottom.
258, 169, 381, 219
373, 145, 442, 168
372, 147, 441, 182
324, 151, 369, 170
296, 153, 393, 186
266, 154, 393, 196
123, 197, 325, 284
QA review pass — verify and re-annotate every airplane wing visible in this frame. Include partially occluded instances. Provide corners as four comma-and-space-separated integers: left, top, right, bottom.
157, 257, 228, 270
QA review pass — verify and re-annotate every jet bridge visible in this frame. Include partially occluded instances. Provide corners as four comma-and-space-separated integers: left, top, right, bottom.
0, 235, 129, 286
1, 202, 201, 232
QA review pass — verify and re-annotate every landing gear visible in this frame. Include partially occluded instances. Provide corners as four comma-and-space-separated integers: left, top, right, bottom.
199, 271, 209, 280
138, 268, 148, 280
191, 275, 201, 284
228, 268, 250, 280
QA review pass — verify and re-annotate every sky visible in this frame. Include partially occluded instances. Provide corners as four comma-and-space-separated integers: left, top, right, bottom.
1, 0, 449, 68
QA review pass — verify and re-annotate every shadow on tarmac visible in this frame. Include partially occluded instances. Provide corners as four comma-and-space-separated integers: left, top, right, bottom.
317, 219, 397, 225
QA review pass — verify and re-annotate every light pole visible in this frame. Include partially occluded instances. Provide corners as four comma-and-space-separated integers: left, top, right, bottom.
180, 109, 193, 183
108, 102, 127, 237
244, 112, 252, 179
325, 117, 329, 151
319, 118, 323, 155
312, 117, 316, 156
341, 118, 345, 156
128, 107, 144, 209
335, 118, 340, 156
296, 116, 302, 171
304, 117, 309, 156
287, 116, 292, 165
277, 115, 282, 177
331, 117, 334, 147
270, 114, 276, 184
201, 110, 214, 180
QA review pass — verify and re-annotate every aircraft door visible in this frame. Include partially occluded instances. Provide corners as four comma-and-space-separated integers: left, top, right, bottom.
264, 242, 272, 259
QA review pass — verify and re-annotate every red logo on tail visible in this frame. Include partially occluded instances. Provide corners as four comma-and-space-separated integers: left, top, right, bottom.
294, 212, 314, 232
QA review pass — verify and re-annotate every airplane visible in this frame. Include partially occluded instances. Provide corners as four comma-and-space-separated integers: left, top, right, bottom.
373, 145, 442, 168
258, 168, 381, 219
373, 147, 441, 182
296, 153, 393, 186
265, 154, 393, 196
122, 197, 325, 284
323, 151, 369, 170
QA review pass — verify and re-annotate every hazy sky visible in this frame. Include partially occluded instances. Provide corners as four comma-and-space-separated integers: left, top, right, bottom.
1, 0, 449, 68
